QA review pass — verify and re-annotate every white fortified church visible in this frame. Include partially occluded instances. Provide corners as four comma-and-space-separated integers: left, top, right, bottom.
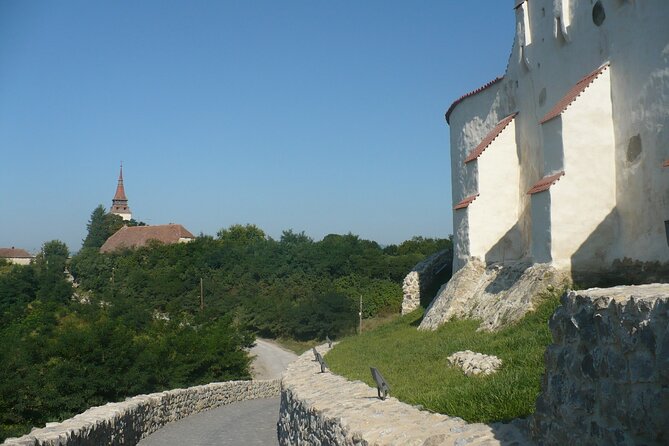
448, 0, 669, 276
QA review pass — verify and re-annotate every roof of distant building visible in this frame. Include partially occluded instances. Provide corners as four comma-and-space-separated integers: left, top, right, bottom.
113, 164, 128, 202
445, 77, 505, 124
0, 247, 33, 258
540, 64, 610, 124
453, 194, 479, 210
100, 224, 195, 253
464, 113, 518, 164
527, 171, 565, 194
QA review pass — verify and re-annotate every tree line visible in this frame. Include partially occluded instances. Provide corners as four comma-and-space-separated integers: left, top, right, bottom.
72, 222, 451, 340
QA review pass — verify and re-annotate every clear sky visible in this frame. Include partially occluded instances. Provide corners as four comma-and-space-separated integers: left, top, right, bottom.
0, 1, 514, 253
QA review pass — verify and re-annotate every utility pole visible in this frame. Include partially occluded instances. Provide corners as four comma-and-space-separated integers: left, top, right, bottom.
359, 295, 362, 335
200, 277, 204, 310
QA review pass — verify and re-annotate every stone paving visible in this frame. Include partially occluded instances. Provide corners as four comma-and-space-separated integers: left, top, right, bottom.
138, 397, 280, 446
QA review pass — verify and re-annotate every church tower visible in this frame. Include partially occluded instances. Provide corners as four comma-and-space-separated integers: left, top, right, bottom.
110, 164, 132, 221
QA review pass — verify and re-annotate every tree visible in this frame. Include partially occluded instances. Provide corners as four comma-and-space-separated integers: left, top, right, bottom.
37, 240, 69, 267
34, 240, 72, 303
280, 229, 312, 244
82, 205, 125, 248
216, 224, 266, 244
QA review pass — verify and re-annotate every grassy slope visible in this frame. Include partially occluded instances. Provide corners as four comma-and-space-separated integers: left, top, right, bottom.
325, 292, 561, 423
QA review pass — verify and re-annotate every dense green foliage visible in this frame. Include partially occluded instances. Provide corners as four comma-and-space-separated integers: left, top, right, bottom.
82, 205, 146, 249
70, 225, 452, 341
1, 225, 451, 441
0, 241, 251, 441
325, 290, 563, 423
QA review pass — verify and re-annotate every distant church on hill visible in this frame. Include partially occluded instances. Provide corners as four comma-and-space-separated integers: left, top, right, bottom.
110, 164, 132, 221
100, 163, 196, 253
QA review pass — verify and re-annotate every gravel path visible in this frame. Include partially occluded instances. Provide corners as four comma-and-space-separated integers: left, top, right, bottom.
138, 339, 296, 445
250, 339, 298, 380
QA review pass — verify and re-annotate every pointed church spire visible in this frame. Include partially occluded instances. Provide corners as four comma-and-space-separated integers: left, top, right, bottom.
111, 163, 132, 221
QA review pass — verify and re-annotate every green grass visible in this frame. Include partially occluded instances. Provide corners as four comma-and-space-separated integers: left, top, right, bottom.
274, 338, 322, 355
325, 292, 562, 423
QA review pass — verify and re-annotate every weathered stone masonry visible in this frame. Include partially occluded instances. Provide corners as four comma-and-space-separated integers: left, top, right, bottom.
2, 380, 279, 446
531, 284, 669, 445
278, 345, 531, 445
401, 248, 452, 315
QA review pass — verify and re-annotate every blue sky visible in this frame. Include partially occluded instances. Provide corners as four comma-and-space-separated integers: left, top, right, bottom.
0, 1, 514, 252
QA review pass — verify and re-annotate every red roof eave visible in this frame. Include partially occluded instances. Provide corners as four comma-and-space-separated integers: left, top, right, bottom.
540, 64, 609, 124
453, 194, 479, 210
445, 77, 504, 124
464, 113, 518, 164
527, 171, 565, 195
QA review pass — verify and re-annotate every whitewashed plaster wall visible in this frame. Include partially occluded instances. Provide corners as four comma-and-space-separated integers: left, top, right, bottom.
550, 67, 617, 270
5, 257, 32, 266
608, 0, 669, 262
468, 120, 523, 263
448, 0, 669, 274
449, 81, 503, 272
452, 207, 470, 272
530, 191, 552, 264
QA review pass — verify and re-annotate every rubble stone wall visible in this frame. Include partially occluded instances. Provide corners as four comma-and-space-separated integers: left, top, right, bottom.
2, 380, 280, 446
531, 284, 669, 445
401, 248, 452, 315
278, 345, 530, 445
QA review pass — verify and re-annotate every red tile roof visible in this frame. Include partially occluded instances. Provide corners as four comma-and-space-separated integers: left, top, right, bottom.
540, 64, 610, 124
0, 247, 32, 258
100, 224, 195, 253
453, 194, 479, 210
445, 77, 505, 124
527, 171, 565, 194
113, 165, 128, 201
464, 113, 518, 164
663, 159, 669, 168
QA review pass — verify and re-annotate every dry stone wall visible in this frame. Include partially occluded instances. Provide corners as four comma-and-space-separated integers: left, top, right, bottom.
278, 345, 531, 445
401, 249, 452, 315
531, 284, 669, 445
2, 380, 279, 446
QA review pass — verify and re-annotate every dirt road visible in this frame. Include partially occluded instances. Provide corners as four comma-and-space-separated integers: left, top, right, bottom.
249, 339, 298, 380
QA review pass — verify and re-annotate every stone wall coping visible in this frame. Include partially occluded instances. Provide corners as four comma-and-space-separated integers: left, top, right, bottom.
278, 345, 530, 445
2, 379, 280, 446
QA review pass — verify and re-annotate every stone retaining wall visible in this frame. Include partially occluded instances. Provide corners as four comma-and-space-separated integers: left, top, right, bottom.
531, 284, 669, 445
2, 380, 280, 446
277, 345, 531, 445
